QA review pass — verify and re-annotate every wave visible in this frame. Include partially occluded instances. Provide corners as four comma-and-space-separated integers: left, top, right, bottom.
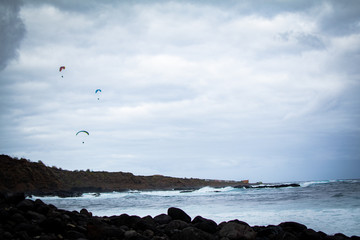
193, 186, 235, 193
137, 186, 235, 197
74, 186, 236, 199
300, 179, 359, 187
300, 180, 332, 187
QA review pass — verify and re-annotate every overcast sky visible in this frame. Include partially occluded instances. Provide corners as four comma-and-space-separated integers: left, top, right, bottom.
1, 0, 359, 183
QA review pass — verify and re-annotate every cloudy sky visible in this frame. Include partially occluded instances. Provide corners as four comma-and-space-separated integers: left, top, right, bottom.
1, 0, 359, 183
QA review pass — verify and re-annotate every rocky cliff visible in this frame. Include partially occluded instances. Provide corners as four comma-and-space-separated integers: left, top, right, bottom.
0, 155, 246, 196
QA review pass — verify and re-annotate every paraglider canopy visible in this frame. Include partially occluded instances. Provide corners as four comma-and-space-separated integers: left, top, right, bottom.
76, 130, 89, 136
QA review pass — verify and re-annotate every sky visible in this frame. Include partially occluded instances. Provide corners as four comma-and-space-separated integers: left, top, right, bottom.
1, 0, 359, 183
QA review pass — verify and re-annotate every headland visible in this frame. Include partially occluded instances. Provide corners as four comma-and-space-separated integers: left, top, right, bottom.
0, 155, 248, 197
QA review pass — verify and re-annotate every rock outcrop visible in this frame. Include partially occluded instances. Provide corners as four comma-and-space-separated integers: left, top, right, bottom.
0, 155, 247, 196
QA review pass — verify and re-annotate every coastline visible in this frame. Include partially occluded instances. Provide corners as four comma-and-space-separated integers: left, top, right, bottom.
1, 192, 358, 240
0, 155, 249, 197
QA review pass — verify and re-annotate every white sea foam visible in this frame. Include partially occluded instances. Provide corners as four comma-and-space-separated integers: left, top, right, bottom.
300, 180, 331, 187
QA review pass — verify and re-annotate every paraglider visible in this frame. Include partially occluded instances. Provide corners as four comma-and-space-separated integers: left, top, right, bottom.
95, 89, 101, 100
59, 66, 65, 78
76, 130, 89, 144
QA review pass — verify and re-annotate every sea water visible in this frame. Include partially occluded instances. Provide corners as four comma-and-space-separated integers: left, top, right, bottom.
30, 179, 360, 237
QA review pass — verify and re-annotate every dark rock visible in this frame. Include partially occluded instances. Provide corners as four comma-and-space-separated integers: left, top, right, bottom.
219, 221, 257, 240
0, 208, 11, 223
318, 231, 328, 238
172, 226, 216, 240
192, 216, 217, 233
35, 202, 51, 215
165, 220, 190, 236
154, 213, 172, 225
15, 222, 42, 237
138, 215, 157, 231
279, 221, 307, 234
228, 219, 252, 227
153, 236, 170, 240
167, 219, 189, 230
255, 225, 284, 239
55, 190, 83, 198
16, 199, 35, 211
167, 207, 191, 223
333, 233, 351, 240
5, 192, 25, 205
109, 213, 131, 226
14, 231, 30, 240
10, 212, 28, 223
40, 217, 66, 233
27, 210, 46, 223
2, 231, 13, 239
300, 228, 323, 240
143, 229, 155, 238
80, 208, 92, 217
124, 229, 139, 238
128, 215, 142, 228
65, 230, 87, 239
87, 222, 104, 240
282, 231, 298, 240
102, 226, 125, 239
123, 229, 151, 239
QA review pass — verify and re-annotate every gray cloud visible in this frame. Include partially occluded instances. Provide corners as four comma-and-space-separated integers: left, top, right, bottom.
317, 0, 360, 36
277, 31, 326, 53
0, 0, 26, 71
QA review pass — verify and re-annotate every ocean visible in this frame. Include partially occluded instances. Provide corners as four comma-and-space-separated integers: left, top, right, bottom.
30, 179, 360, 237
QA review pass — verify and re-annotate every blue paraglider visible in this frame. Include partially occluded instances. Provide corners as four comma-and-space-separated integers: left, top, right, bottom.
95, 89, 101, 100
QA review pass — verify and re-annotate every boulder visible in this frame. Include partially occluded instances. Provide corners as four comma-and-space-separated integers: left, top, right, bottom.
255, 225, 284, 239
16, 199, 35, 211
40, 217, 66, 233
102, 226, 125, 239
167, 207, 191, 223
172, 226, 216, 240
154, 213, 172, 225
109, 213, 130, 226
26, 210, 47, 223
192, 216, 218, 233
80, 208, 92, 217
4, 192, 25, 205
219, 222, 257, 240
165, 219, 190, 235
65, 230, 87, 239
300, 228, 323, 240
279, 221, 307, 234
10, 212, 28, 223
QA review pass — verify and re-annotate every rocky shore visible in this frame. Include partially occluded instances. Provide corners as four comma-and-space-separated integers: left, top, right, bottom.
1, 192, 358, 240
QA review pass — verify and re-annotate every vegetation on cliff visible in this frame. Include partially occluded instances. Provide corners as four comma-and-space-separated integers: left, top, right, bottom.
0, 155, 246, 196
